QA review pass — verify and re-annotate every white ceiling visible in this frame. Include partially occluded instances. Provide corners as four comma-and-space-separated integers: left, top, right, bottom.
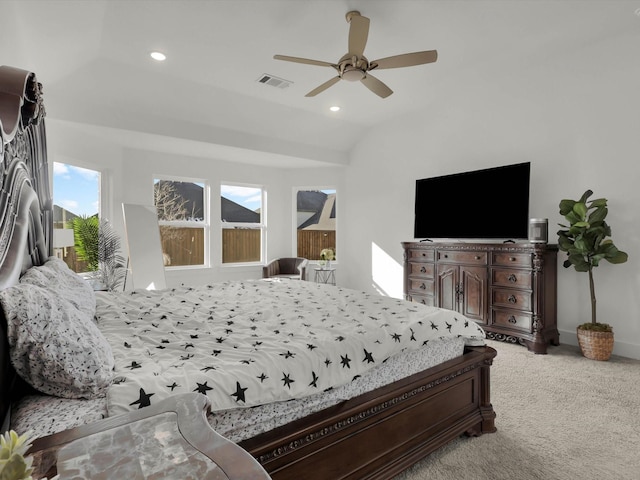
3, 0, 638, 167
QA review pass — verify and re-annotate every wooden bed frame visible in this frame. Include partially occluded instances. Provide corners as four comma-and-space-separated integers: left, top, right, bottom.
0, 65, 497, 479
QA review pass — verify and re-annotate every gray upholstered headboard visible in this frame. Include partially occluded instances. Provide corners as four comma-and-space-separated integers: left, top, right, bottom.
0, 65, 51, 430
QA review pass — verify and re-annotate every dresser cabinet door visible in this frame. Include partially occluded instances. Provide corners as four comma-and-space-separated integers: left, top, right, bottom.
460, 266, 487, 324
437, 264, 458, 312
437, 264, 487, 324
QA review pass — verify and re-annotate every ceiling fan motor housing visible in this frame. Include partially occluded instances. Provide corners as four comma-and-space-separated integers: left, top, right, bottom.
338, 54, 368, 81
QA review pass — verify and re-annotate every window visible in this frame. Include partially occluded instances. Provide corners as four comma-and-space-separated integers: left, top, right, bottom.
221, 184, 264, 264
52, 162, 101, 273
296, 188, 336, 261
154, 177, 208, 267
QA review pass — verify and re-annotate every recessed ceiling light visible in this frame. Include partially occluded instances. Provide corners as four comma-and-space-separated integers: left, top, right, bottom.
150, 51, 166, 61
329, 106, 340, 112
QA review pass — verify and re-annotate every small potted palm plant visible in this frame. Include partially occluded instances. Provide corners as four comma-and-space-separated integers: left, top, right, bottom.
72, 216, 127, 292
557, 189, 628, 360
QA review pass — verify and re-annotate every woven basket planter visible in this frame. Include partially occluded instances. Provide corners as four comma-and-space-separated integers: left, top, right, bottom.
577, 327, 614, 361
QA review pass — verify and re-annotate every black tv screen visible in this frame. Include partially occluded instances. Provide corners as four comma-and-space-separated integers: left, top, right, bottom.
414, 162, 531, 240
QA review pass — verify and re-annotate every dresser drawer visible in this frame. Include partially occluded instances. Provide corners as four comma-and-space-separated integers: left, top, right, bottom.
492, 252, 531, 267
437, 250, 487, 265
409, 278, 435, 294
408, 262, 435, 278
407, 249, 435, 262
491, 268, 533, 289
491, 288, 532, 311
408, 293, 435, 307
491, 309, 532, 332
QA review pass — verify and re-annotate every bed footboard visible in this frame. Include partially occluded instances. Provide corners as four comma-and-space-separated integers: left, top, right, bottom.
240, 345, 496, 480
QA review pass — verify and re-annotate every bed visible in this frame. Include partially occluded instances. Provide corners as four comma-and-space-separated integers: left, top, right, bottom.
0, 65, 497, 479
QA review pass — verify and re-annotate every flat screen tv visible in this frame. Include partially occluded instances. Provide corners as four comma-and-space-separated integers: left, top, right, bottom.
414, 162, 530, 240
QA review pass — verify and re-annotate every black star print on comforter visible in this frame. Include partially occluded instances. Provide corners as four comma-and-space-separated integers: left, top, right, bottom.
96, 280, 486, 416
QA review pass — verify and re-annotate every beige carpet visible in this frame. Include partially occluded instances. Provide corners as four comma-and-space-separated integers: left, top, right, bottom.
393, 340, 640, 480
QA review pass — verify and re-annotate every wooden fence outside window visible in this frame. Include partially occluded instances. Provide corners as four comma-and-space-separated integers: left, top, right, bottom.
296, 230, 336, 261
61, 228, 337, 270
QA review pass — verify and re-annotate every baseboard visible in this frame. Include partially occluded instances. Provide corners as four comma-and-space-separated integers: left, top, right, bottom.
558, 328, 640, 360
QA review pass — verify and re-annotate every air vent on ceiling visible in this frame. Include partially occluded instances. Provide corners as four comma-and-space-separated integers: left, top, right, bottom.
257, 74, 293, 89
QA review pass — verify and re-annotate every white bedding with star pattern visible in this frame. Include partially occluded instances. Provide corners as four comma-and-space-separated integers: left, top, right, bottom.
97, 280, 486, 417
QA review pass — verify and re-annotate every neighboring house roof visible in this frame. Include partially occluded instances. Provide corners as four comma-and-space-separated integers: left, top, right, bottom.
57, 184, 329, 228
156, 180, 259, 223
302, 194, 336, 231
297, 191, 336, 230
156, 180, 205, 220
53, 204, 79, 226
158, 184, 335, 227
297, 190, 326, 229
221, 197, 260, 223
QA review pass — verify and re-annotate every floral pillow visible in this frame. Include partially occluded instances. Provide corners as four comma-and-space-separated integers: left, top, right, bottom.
20, 256, 96, 319
0, 283, 114, 399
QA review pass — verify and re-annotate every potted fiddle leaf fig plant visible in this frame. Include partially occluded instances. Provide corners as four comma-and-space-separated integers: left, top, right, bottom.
557, 189, 628, 360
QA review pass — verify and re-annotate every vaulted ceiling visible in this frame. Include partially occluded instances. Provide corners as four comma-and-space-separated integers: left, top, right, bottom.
3, 0, 637, 167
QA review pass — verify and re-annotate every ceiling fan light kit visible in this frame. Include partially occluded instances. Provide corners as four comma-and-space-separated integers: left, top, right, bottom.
274, 11, 437, 98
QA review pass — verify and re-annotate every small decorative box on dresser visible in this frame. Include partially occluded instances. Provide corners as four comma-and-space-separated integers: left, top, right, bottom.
402, 241, 559, 354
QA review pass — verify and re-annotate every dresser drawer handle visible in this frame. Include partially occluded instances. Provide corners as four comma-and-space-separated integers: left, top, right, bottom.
475, 255, 481, 260
443, 254, 448, 258
420, 266, 426, 273
508, 295, 517, 304
508, 315, 517, 324
508, 274, 517, 283
509, 257, 516, 262
422, 253, 426, 257
420, 283, 427, 289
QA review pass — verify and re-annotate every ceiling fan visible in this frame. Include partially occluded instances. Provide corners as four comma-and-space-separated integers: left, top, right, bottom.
273, 10, 437, 99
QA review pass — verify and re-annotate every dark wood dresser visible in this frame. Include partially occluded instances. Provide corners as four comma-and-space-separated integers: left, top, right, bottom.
402, 241, 559, 354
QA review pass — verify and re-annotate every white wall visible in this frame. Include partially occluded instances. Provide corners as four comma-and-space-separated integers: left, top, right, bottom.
341, 28, 640, 359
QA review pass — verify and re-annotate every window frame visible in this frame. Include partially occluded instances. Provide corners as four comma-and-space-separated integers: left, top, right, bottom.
220, 182, 266, 266
153, 174, 210, 270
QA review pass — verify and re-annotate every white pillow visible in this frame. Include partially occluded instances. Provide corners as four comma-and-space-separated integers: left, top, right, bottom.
0, 283, 114, 398
21, 256, 96, 319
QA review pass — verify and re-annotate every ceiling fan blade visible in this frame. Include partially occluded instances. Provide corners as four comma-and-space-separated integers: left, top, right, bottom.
370, 50, 438, 70
360, 74, 393, 98
347, 12, 370, 57
274, 55, 336, 68
305, 76, 341, 97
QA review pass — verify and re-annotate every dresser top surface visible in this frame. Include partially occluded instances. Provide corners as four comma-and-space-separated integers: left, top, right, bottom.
402, 241, 558, 252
